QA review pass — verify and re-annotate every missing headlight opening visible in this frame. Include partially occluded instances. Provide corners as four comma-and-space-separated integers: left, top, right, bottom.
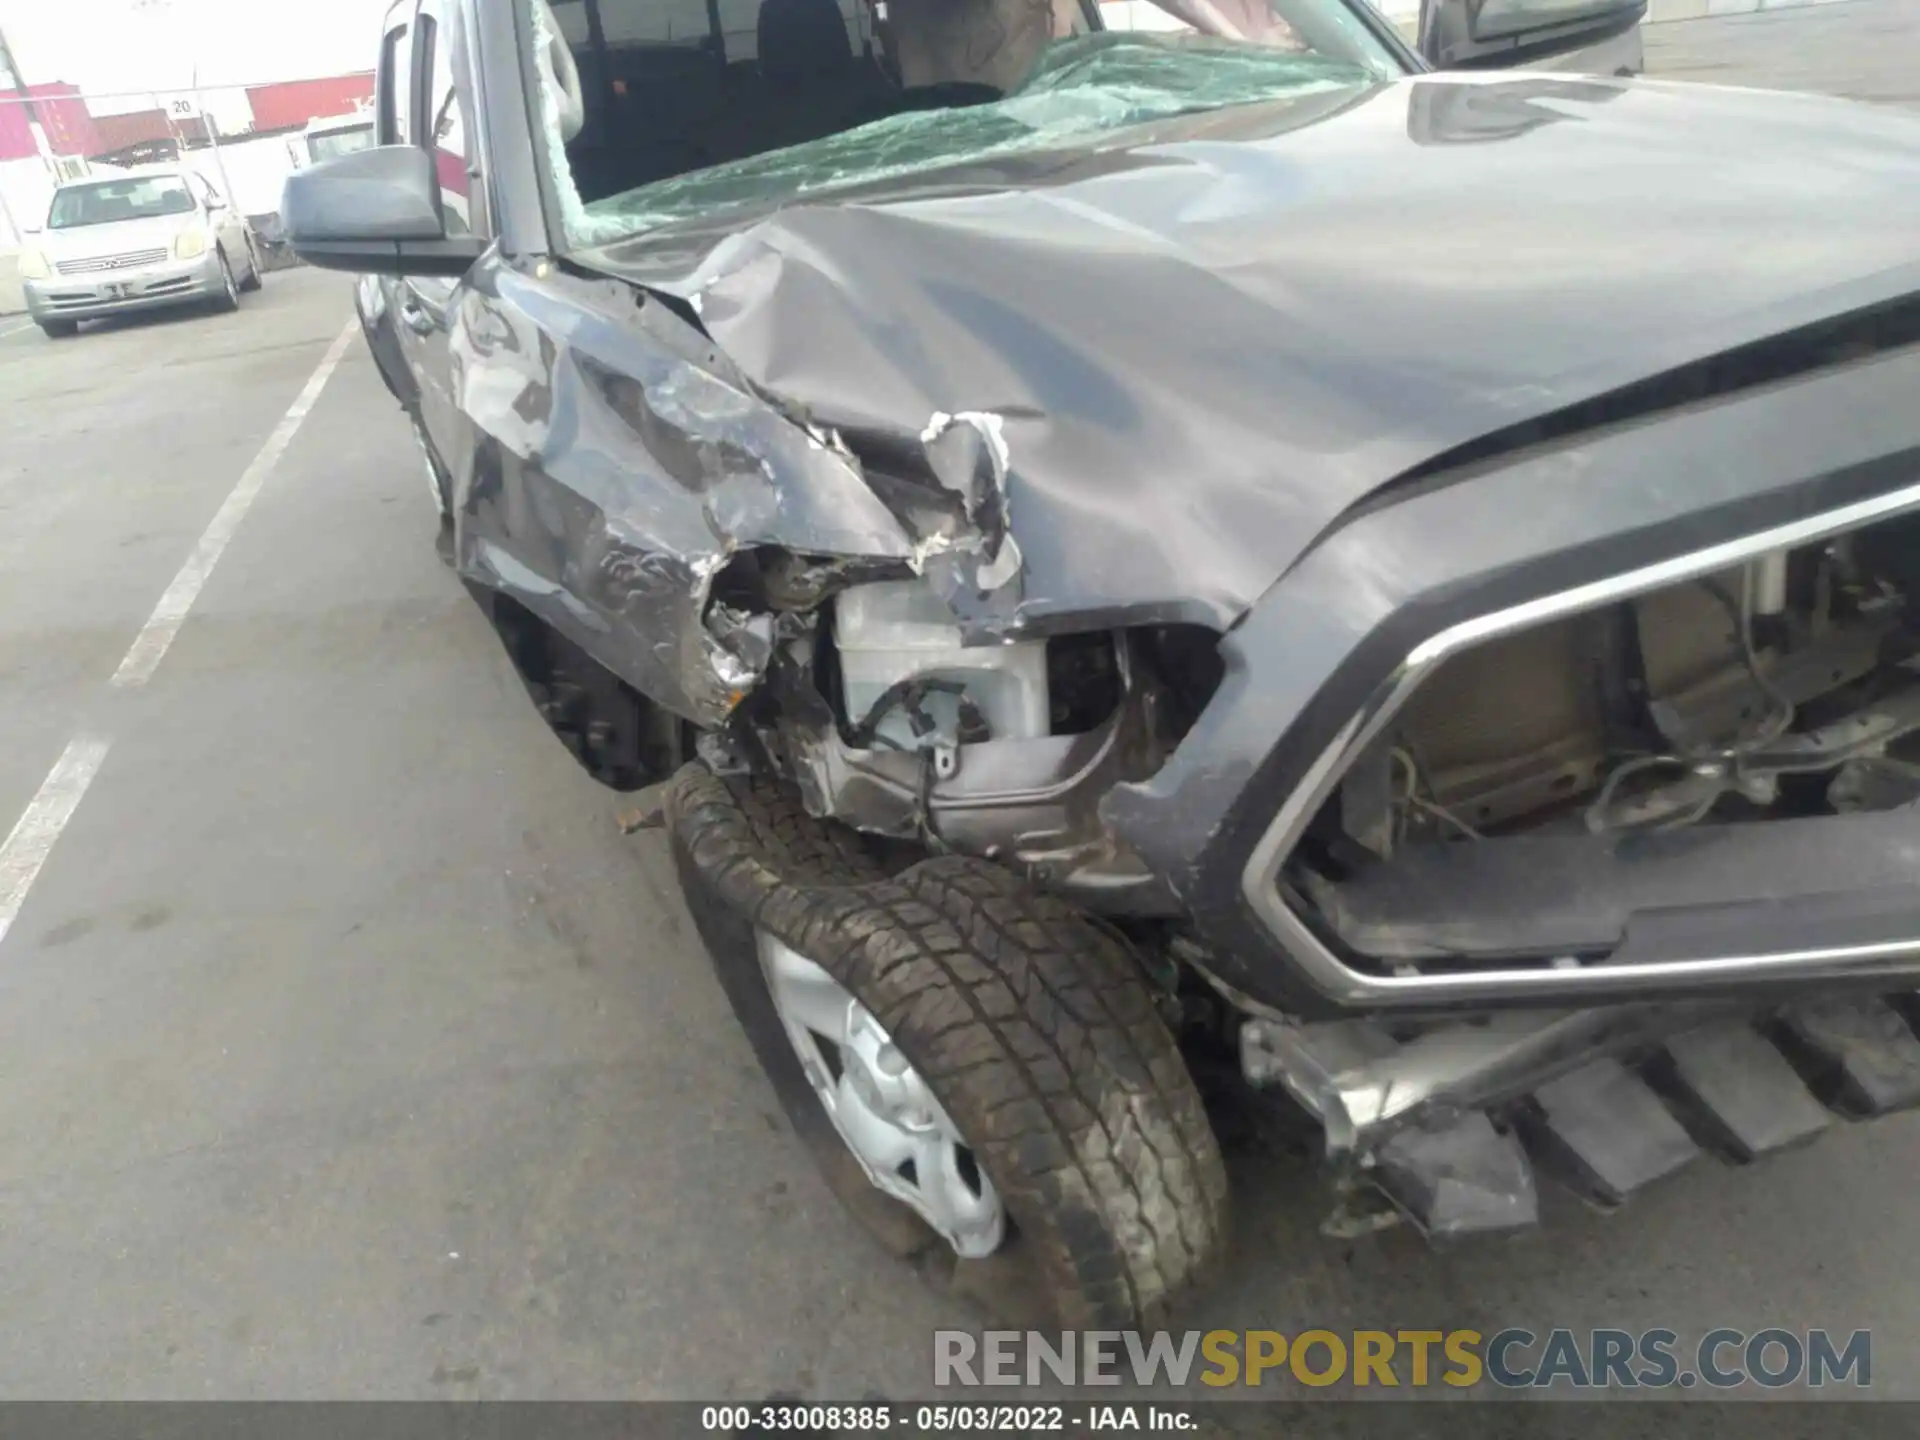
1295, 511, 1920, 973
727, 562, 1212, 899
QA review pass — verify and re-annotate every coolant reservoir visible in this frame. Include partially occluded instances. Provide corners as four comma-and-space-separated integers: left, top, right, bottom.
834, 580, 1051, 752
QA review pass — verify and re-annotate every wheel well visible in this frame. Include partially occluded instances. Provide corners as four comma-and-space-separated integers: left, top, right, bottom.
476, 589, 695, 790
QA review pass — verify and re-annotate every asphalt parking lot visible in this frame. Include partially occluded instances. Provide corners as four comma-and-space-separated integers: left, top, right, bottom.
2, 8, 1919, 1405
1646, 0, 1920, 108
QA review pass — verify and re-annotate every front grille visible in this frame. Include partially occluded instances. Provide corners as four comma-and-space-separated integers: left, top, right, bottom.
55, 248, 170, 276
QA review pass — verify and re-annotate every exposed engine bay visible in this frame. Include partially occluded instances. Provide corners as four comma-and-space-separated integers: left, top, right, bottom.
737, 511, 1920, 979
728, 511, 1920, 1230
1290, 512, 1920, 969
731, 565, 1214, 916
689, 505, 1920, 974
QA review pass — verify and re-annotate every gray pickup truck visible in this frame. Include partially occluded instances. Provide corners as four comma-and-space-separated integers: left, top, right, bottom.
286, 0, 1920, 1327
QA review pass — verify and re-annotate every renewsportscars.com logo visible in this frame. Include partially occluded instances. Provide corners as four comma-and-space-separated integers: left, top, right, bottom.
933, 1328, 1872, 1391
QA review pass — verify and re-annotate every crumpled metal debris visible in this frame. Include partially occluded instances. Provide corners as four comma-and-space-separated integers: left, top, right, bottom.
919, 410, 1025, 606
704, 603, 778, 693
451, 269, 926, 727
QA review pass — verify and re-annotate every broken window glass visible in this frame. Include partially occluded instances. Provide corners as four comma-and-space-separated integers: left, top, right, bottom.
533, 0, 1401, 248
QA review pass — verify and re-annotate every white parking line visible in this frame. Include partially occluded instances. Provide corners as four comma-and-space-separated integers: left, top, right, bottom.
0, 318, 35, 340
0, 318, 357, 954
0, 736, 112, 950
112, 319, 358, 689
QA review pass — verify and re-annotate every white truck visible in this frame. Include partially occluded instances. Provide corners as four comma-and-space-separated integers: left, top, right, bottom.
253, 110, 377, 269
297, 111, 376, 169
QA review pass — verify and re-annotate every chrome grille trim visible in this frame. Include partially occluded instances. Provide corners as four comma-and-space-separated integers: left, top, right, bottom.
55, 248, 170, 275
1240, 477, 1920, 1006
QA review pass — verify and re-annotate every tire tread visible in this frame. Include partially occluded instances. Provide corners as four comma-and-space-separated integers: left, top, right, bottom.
667, 763, 1227, 1327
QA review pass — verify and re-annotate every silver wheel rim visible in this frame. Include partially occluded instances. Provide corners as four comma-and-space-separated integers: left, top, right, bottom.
757, 930, 1006, 1259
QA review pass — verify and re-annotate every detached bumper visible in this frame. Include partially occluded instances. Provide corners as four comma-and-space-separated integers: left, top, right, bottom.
24, 254, 224, 323
1244, 992, 1920, 1240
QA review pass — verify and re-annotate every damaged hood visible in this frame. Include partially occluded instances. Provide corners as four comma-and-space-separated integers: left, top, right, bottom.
591, 74, 1920, 633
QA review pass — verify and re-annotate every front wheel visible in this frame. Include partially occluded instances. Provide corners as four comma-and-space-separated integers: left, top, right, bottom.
239, 238, 264, 292
209, 250, 240, 313
38, 319, 78, 340
665, 766, 1230, 1328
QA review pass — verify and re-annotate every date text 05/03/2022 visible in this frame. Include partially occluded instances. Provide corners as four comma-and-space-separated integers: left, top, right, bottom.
701, 1403, 1194, 1431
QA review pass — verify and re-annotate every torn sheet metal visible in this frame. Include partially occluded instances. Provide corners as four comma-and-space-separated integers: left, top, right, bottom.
917, 409, 1026, 620
703, 602, 778, 690
758, 631, 1178, 911
450, 263, 922, 726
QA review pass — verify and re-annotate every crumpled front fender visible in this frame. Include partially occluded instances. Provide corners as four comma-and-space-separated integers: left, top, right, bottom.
447, 260, 924, 725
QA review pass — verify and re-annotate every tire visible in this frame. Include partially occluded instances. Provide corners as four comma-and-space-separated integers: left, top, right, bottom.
210, 250, 240, 313
239, 238, 264, 292
38, 320, 78, 340
666, 764, 1230, 1328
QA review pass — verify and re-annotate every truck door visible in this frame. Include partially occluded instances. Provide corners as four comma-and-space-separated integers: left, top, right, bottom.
395, 0, 481, 493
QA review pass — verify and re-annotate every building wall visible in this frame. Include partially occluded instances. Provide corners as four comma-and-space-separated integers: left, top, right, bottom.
0, 153, 65, 245
0, 83, 97, 162
89, 107, 209, 157
0, 94, 35, 164
246, 74, 376, 133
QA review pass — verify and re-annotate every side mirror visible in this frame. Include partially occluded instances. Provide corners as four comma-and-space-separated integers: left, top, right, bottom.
1420, 0, 1646, 71
282, 144, 485, 278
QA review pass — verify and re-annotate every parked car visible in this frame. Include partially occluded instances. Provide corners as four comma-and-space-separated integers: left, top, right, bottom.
17, 167, 264, 338
289, 0, 1920, 1326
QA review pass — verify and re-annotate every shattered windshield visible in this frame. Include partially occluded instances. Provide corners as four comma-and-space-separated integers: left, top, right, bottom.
536, 0, 1403, 249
